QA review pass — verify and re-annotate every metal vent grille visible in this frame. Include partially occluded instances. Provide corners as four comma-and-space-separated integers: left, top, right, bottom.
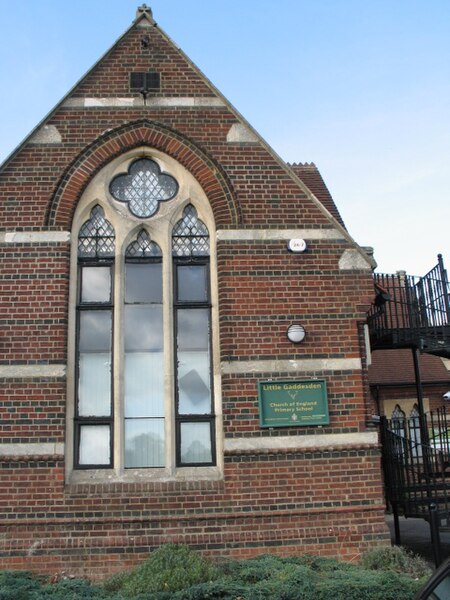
129, 71, 161, 92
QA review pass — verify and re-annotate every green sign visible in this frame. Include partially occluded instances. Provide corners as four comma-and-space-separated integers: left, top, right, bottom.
258, 379, 329, 428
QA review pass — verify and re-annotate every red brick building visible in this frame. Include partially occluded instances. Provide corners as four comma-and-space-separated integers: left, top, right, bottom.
369, 349, 450, 418
0, 6, 389, 578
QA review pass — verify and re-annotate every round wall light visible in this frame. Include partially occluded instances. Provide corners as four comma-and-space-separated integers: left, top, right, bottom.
287, 324, 306, 343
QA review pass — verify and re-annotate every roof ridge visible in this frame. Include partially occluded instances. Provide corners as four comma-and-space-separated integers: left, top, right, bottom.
287, 161, 317, 168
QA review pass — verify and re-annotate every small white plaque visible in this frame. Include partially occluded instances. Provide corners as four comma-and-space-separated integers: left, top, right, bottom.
287, 238, 307, 253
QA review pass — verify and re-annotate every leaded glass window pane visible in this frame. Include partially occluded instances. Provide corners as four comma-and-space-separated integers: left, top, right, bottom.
78, 205, 115, 258
125, 306, 163, 351
124, 256, 164, 469
391, 404, 406, 439
126, 263, 162, 303
177, 308, 211, 415
79, 425, 110, 465
79, 311, 112, 352
177, 354, 211, 414
78, 353, 111, 416
125, 230, 162, 258
81, 266, 111, 303
125, 418, 164, 468
177, 265, 208, 302
172, 205, 209, 257
77, 311, 112, 420
177, 308, 209, 351
110, 158, 178, 218
392, 404, 405, 421
410, 405, 420, 418
124, 352, 164, 417
179, 422, 212, 464
409, 403, 422, 459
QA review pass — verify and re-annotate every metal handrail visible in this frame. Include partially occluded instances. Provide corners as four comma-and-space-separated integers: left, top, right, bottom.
368, 255, 450, 355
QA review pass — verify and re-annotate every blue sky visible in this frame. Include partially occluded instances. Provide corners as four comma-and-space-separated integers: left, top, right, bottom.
1, 0, 449, 276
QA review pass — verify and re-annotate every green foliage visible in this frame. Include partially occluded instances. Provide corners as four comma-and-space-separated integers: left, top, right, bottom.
31, 578, 114, 599
102, 571, 127, 594
170, 579, 249, 600
0, 571, 116, 600
0, 546, 428, 600
0, 571, 42, 600
360, 544, 432, 579
107, 543, 221, 597
225, 554, 292, 583
172, 552, 423, 600
315, 569, 421, 600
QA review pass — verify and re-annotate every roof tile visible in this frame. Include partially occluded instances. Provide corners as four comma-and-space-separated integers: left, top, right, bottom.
369, 349, 450, 385
288, 162, 346, 229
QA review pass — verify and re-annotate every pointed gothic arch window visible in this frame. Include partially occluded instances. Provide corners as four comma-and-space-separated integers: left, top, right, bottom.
70, 154, 219, 479
75, 205, 115, 467
409, 404, 422, 459
391, 404, 406, 436
391, 404, 406, 458
172, 205, 214, 466
124, 231, 164, 468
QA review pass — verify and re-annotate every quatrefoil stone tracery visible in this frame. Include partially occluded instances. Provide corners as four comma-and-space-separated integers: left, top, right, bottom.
109, 158, 178, 218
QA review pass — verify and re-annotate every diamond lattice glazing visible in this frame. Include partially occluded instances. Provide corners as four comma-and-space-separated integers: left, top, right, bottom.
172, 205, 209, 257
125, 230, 162, 258
78, 205, 115, 258
110, 158, 178, 218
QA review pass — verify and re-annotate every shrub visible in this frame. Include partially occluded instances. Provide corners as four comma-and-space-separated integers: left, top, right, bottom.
171, 579, 249, 600
360, 544, 432, 579
180, 555, 423, 600
0, 547, 428, 600
225, 554, 292, 583
315, 569, 421, 600
0, 571, 118, 600
32, 578, 114, 599
105, 543, 220, 597
0, 571, 42, 600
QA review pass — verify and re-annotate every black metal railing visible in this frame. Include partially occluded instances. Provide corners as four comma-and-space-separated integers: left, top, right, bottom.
381, 407, 450, 518
381, 407, 450, 565
368, 254, 450, 356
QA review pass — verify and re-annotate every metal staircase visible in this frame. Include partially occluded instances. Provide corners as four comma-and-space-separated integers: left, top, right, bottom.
367, 254, 450, 359
368, 254, 450, 564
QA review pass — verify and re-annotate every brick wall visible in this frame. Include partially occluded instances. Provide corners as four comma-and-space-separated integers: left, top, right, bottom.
0, 449, 387, 579
0, 9, 389, 578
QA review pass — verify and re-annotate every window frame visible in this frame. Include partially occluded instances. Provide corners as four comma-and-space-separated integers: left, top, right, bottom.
173, 256, 215, 467
123, 251, 165, 469
74, 254, 115, 470
66, 149, 223, 483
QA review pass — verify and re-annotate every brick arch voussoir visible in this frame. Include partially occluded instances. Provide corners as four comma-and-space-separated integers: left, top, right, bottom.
46, 120, 240, 229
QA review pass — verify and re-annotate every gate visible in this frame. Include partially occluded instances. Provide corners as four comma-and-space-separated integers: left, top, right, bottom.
381, 407, 450, 564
